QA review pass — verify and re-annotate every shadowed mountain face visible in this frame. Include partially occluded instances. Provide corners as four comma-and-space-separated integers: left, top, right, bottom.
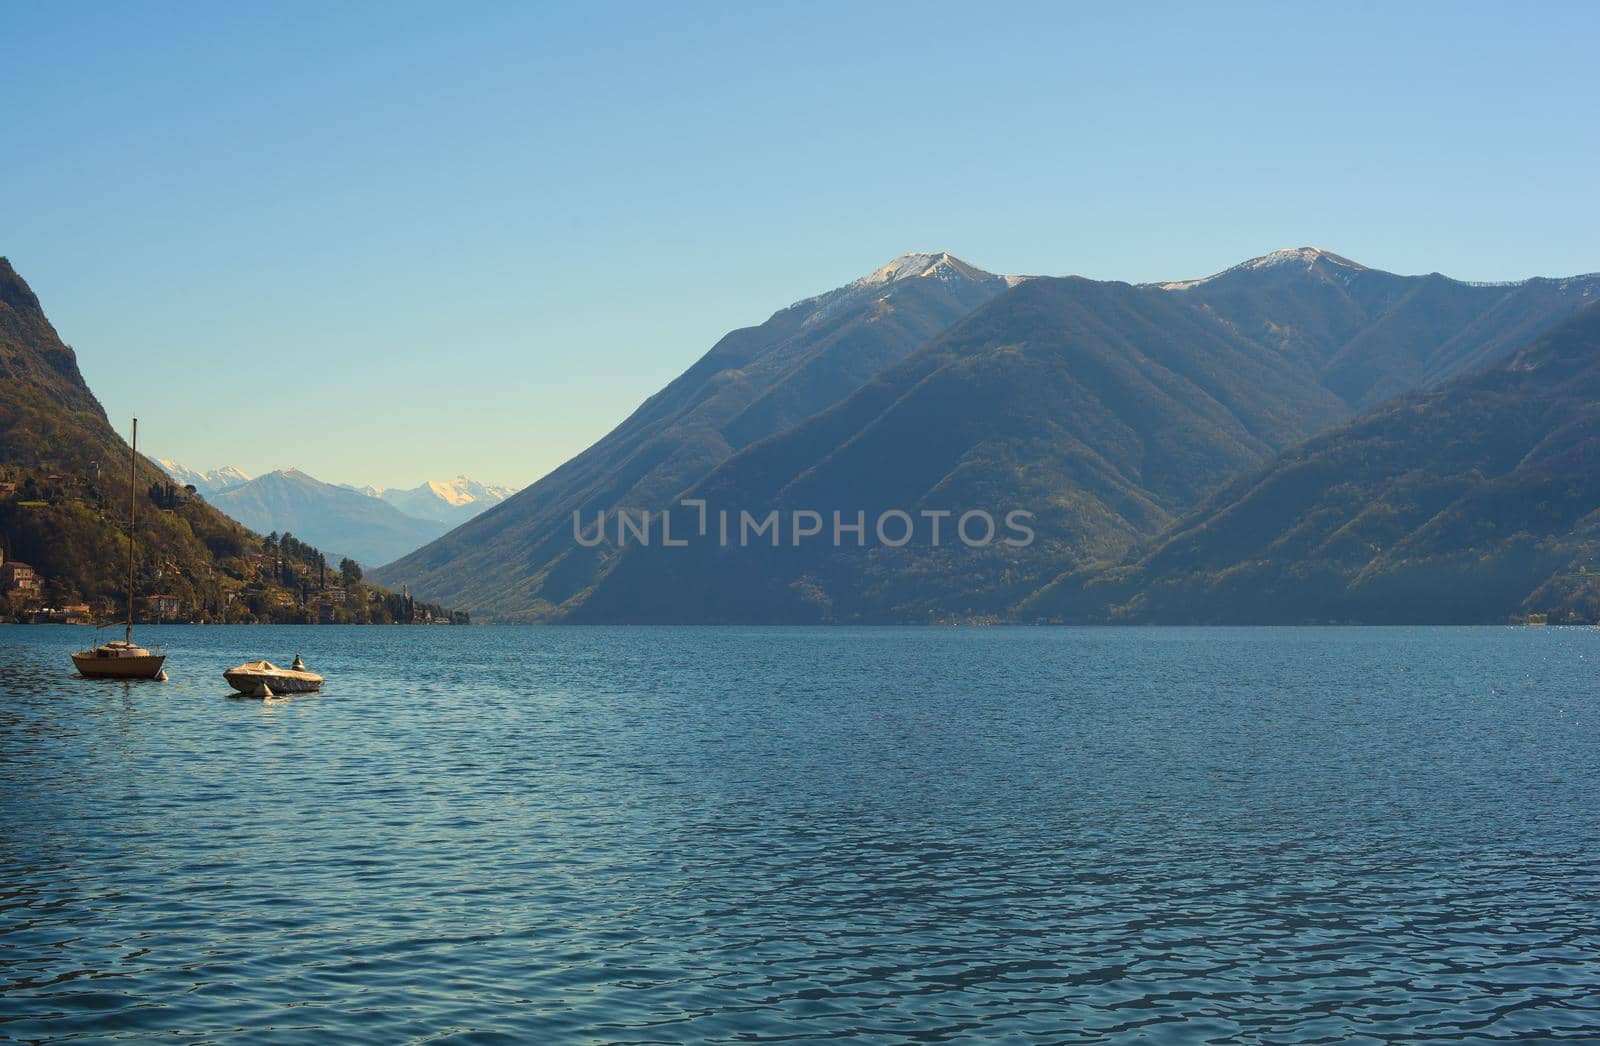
569, 253, 1600, 623
1024, 302, 1600, 625
0, 254, 186, 480
571, 275, 1350, 623
376, 247, 1600, 622
371, 253, 1015, 613
0, 259, 109, 466
1152, 248, 1600, 409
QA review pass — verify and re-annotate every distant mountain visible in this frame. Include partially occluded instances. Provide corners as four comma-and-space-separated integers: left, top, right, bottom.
160, 463, 515, 554
372, 252, 1018, 612
156, 459, 251, 496
373, 476, 517, 525
1025, 302, 1600, 624
568, 250, 1600, 623
211, 470, 447, 568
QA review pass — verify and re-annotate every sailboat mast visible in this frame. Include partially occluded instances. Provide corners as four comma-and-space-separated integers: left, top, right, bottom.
128, 417, 137, 645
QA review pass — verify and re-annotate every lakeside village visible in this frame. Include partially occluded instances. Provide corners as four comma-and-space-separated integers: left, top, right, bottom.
0, 465, 466, 626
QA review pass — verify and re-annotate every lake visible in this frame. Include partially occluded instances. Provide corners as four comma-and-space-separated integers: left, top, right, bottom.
2, 625, 1598, 1042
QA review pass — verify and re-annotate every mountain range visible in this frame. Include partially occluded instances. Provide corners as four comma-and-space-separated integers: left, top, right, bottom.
155, 463, 516, 567
155, 460, 252, 497
372, 252, 1016, 613
1025, 301, 1600, 624
377, 248, 1600, 622
15, 245, 1598, 626
356, 476, 518, 526
206, 470, 449, 568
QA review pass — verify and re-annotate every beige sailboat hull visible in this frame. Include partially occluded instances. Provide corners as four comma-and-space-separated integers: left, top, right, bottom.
73, 417, 166, 683
72, 651, 167, 679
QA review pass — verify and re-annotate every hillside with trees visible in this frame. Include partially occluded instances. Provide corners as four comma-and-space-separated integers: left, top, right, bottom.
0, 257, 463, 625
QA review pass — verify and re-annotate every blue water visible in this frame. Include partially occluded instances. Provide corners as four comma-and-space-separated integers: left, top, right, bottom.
2, 625, 1598, 1043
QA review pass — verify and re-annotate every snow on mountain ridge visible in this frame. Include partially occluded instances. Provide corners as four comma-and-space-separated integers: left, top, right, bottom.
156, 459, 252, 495
156, 458, 199, 482
1242, 247, 1366, 271
376, 475, 519, 524
426, 480, 468, 505
161, 460, 514, 520
422, 475, 517, 507
790, 251, 1014, 330
1149, 248, 1600, 291
213, 465, 252, 486
1153, 247, 1370, 290
852, 252, 996, 288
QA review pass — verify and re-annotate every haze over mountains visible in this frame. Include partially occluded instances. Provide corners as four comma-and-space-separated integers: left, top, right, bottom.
378, 248, 1600, 622
207, 470, 446, 568
364, 477, 518, 526
156, 462, 516, 567
155, 460, 252, 497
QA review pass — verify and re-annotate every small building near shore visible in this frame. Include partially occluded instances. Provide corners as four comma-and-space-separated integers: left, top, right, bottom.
1, 560, 42, 598
147, 593, 181, 619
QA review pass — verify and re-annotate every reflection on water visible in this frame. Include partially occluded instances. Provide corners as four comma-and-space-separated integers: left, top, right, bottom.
2, 624, 1598, 1041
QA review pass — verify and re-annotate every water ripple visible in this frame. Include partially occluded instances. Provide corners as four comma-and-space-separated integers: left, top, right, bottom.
2, 624, 1599, 1041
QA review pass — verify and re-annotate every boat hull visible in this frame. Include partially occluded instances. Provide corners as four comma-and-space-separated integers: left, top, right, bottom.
72, 652, 167, 679
224, 669, 323, 696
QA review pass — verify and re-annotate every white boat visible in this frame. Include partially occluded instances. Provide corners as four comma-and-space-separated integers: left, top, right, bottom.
224, 655, 323, 697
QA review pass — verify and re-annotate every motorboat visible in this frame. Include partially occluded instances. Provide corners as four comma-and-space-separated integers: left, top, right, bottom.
225, 655, 323, 697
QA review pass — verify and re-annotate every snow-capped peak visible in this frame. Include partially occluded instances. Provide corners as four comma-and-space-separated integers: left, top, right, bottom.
422, 475, 516, 507
791, 251, 1012, 328
1155, 247, 1368, 290
156, 459, 252, 495
373, 475, 518, 524
211, 464, 252, 485
853, 252, 995, 288
1238, 247, 1367, 272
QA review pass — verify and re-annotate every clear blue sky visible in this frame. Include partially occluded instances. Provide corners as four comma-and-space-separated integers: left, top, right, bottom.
5, 2, 1597, 489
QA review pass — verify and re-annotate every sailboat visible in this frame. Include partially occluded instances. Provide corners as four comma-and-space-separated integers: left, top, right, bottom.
72, 418, 168, 680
